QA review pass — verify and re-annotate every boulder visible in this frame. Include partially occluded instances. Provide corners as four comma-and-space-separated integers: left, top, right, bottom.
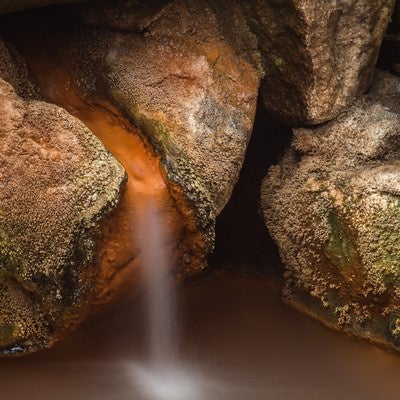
68, 0, 262, 247
262, 71, 400, 351
240, 0, 395, 125
0, 77, 125, 355
0, 0, 262, 354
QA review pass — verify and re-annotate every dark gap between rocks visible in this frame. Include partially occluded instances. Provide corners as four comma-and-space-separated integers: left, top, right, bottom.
208, 100, 292, 276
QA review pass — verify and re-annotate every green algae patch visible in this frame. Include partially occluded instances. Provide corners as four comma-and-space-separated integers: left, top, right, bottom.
0, 230, 23, 277
324, 211, 361, 279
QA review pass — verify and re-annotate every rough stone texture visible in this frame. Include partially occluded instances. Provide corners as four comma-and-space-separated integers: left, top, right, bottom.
262, 71, 400, 351
71, 0, 262, 246
0, 1, 261, 355
0, 37, 37, 98
0, 78, 125, 355
240, 0, 395, 125
0, 0, 86, 15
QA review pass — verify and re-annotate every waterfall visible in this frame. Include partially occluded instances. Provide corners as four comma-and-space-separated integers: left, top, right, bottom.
132, 198, 201, 400
138, 199, 177, 369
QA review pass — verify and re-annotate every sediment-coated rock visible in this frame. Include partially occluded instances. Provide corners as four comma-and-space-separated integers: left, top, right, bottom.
262, 71, 400, 351
0, 0, 261, 355
0, 77, 125, 355
70, 0, 262, 247
240, 0, 395, 125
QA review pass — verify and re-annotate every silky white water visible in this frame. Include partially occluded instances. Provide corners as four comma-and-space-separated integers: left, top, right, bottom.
132, 200, 203, 400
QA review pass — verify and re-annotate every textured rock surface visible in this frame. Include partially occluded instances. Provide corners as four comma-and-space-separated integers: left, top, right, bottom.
70, 0, 262, 246
262, 71, 400, 351
0, 1, 261, 354
0, 77, 125, 355
240, 0, 395, 125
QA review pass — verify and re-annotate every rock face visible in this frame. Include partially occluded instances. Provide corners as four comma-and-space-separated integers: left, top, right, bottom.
69, 0, 262, 247
0, 1, 262, 354
0, 75, 125, 354
240, 0, 395, 125
262, 71, 400, 350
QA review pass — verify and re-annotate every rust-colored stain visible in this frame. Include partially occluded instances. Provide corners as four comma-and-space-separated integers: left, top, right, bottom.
7, 29, 189, 317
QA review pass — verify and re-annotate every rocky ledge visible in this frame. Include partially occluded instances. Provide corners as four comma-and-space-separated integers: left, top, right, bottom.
262, 71, 400, 351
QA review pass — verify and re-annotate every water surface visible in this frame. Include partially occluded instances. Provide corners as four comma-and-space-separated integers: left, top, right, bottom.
1, 272, 400, 400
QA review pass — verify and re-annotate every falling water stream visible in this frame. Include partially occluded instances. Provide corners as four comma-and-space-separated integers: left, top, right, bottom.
137, 201, 178, 370
132, 200, 204, 400
0, 18, 207, 399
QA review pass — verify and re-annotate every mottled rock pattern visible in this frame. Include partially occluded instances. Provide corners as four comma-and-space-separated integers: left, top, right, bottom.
72, 0, 262, 246
240, 0, 395, 125
0, 78, 125, 355
262, 71, 400, 351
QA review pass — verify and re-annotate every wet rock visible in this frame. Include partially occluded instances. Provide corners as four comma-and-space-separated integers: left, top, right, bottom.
0, 0, 261, 355
240, 0, 395, 125
262, 71, 400, 351
0, 77, 125, 355
70, 0, 262, 248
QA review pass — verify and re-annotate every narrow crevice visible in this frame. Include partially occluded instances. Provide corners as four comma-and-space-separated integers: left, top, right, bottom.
208, 100, 292, 276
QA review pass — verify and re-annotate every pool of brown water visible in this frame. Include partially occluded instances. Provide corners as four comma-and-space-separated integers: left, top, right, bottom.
1, 272, 400, 400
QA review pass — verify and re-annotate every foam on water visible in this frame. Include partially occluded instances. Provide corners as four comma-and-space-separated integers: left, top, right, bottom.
131, 362, 204, 400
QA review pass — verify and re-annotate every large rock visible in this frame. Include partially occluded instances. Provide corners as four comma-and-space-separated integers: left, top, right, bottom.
0, 1, 261, 354
0, 77, 125, 355
240, 0, 395, 125
68, 0, 262, 247
262, 71, 400, 351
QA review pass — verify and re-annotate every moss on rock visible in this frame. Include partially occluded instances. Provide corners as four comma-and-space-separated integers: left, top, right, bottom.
262, 71, 400, 351
65, 0, 262, 258
0, 77, 125, 355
